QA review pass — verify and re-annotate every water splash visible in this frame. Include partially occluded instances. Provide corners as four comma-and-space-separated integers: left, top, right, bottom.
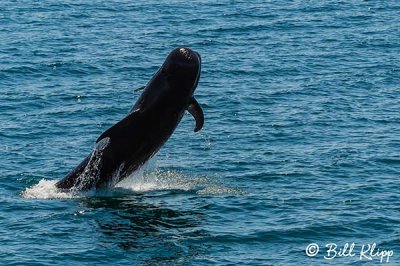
22, 156, 239, 199
116, 169, 206, 192
116, 164, 240, 195
21, 179, 82, 199
71, 137, 110, 190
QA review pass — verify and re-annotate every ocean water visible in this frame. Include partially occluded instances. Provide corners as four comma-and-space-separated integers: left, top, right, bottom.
1, 0, 400, 265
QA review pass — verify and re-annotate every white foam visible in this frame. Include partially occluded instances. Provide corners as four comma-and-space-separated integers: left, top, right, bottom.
21, 179, 81, 199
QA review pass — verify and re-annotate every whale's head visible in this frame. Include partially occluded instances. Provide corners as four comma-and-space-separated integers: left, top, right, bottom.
161, 47, 201, 97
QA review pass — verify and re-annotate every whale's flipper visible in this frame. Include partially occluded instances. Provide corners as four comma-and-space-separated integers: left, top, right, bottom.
187, 97, 204, 132
96, 110, 141, 142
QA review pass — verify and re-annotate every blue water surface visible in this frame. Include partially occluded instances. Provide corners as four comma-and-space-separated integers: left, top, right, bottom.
1, 1, 400, 265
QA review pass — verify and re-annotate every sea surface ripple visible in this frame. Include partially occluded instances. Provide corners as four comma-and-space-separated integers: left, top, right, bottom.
1, 1, 400, 265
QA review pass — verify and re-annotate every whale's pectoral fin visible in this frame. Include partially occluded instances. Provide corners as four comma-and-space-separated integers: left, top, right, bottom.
187, 97, 204, 132
96, 110, 141, 142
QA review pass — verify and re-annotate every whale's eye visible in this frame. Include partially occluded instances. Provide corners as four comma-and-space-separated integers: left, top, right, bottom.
161, 67, 166, 74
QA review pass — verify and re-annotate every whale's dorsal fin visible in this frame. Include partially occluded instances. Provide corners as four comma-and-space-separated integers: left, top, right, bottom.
187, 97, 204, 132
96, 110, 141, 143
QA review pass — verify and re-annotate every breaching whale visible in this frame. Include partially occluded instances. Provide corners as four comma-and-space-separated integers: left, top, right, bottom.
56, 47, 204, 190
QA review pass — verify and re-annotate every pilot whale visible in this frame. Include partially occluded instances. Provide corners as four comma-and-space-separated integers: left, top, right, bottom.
56, 47, 204, 190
